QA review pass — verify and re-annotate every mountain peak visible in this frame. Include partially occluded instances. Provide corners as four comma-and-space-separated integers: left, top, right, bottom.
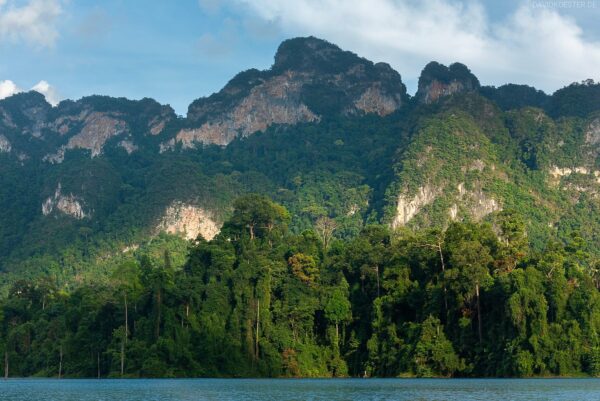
273, 36, 345, 72
0, 91, 51, 132
416, 61, 480, 104
181, 37, 408, 147
0, 90, 50, 110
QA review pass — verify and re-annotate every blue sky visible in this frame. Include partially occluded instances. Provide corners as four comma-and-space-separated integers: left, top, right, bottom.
1, 0, 600, 115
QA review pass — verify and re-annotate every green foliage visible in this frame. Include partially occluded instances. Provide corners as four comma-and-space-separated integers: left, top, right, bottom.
3, 42, 600, 379
1, 197, 600, 378
224, 194, 290, 240
548, 80, 600, 118
413, 316, 462, 377
7, 78, 600, 296
418, 62, 480, 88
480, 84, 549, 111
289, 253, 319, 285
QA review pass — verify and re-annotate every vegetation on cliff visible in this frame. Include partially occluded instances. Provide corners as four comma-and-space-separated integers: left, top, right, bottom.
2, 197, 600, 378
2, 37, 600, 378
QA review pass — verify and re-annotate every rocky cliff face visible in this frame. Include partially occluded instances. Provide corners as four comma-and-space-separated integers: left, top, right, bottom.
0, 134, 11, 153
416, 62, 480, 104
391, 182, 502, 228
42, 183, 88, 219
586, 118, 600, 146
165, 71, 320, 149
45, 110, 129, 163
0, 93, 175, 162
157, 202, 220, 241
1, 38, 409, 156
2, 35, 600, 291
391, 185, 437, 229
168, 37, 408, 149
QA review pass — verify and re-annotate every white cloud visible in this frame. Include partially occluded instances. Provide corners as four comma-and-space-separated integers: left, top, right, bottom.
0, 79, 61, 105
233, 0, 600, 93
0, 0, 62, 47
31, 80, 60, 106
0, 80, 22, 100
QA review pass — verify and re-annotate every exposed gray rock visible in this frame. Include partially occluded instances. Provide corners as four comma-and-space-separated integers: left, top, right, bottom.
0, 134, 11, 153
156, 202, 220, 241
169, 37, 409, 148
416, 62, 480, 104
42, 183, 88, 219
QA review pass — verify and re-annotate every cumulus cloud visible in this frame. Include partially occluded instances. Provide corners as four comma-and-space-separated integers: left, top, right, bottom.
31, 80, 60, 106
242, 16, 280, 40
0, 80, 22, 100
232, 0, 600, 93
0, 0, 62, 47
0, 79, 61, 105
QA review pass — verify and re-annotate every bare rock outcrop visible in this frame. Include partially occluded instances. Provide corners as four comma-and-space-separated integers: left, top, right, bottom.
64, 112, 128, 157
353, 84, 402, 116
416, 62, 480, 104
46, 111, 128, 162
0, 134, 11, 153
467, 189, 501, 220
118, 139, 138, 154
454, 183, 502, 221
392, 185, 437, 228
548, 165, 600, 185
165, 37, 408, 149
148, 114, 169, 136
42, 183, 88, 219
0, 108, 16, 129
157, 202, 220, 241
549, 166, 591, 178
585, 118, 600, 147
171, 72, 319, 148
392, 182, 501, 228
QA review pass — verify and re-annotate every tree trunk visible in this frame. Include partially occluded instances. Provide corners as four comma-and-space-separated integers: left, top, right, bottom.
58, 345, 63, 379
476, 283, 482, 344
124, 293, 128, 345
4, 351, 7, 379
437, 241, 449, 317
335, 322, 339, 346
122, 292, 128, 377
97, 352, 100, 379
120, 340, 124, 377
255, 299, 260, 360
155, 290, 161, 339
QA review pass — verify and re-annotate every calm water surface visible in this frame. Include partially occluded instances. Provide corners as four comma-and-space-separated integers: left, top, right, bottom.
1, 378, 600, 401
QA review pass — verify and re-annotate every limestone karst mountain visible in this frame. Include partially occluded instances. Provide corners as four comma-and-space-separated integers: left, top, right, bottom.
1, 36, 600, 290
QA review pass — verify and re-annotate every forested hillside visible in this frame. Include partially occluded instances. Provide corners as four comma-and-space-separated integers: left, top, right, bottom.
3, 196, 600, 378
2, 36, 600, 377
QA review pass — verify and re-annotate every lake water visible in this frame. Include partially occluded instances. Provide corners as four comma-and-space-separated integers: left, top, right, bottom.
1, 378, 600, 400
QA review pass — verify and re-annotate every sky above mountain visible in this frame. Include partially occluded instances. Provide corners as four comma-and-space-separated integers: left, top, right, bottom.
1, 0, 600, 114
